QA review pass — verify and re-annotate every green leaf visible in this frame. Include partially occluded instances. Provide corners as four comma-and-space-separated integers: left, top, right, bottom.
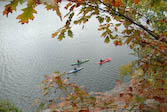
124, 21, 132, 27
27, 0, 36, 6
37, 102, 46, 111
69, 12, 74, 19
109, 35, 116, 39
58, 33, 65, 40
116, 23, 121, 27
106, 16, 111, 22
119, 63, 132, 76
10, 0, 19, 11
125, 36, 133, 44
136, 95, 145, 104
101, 31, 107, 37
97, 16, 104, 23
68, 30, 73, 38
74, 20, 79, 24
16, 6, 37, 24
104, 36, 110, 43
44, 3, 52, 10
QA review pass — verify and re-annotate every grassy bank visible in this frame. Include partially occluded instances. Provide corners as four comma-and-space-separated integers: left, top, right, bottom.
0, 100, 22, 112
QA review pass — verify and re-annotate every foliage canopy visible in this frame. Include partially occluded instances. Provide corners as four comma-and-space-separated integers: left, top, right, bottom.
3, 0, 167, 111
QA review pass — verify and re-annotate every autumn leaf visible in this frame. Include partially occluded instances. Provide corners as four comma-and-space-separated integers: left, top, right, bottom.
65, 2, 72, 9
113, 0, 123, 7
52, 31, 59, 38
103, 0, 112, 4
3, 6, 13, 17
53, 0, 62, 21
115, 26, 118, 32
68, 30, 73, 38
104, 36, 110, 43
3, 0, 23, 17
16, 6, 37, 24
36, 0, 41, 4
134, 0, 140, 4
44, 3, 52, 10
113, 40, 122, 46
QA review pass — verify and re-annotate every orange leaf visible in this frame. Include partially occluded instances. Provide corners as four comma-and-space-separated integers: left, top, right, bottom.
113, 0, 123, 7
3, 6, 13, 17
52, 32, 59, 38
124, 104, 128, 109
65, 2, 72, 9
134, 0, 140, 4
115, 26, 118, 32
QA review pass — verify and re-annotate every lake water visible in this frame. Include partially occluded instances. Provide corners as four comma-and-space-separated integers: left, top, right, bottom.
0, 1, 136, 112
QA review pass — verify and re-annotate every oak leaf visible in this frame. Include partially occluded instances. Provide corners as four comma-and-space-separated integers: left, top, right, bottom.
16, 6, 37, 24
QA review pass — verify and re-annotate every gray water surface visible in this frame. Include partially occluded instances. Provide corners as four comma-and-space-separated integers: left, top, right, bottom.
0, 2, 136, 112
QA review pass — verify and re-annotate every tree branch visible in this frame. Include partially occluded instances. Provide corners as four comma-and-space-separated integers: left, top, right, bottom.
97, 0, 162, 41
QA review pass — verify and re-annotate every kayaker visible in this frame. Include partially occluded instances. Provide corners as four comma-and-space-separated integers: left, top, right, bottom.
77, 60, 80, 63
100, 59, 103, 63
74, 68, 77, 70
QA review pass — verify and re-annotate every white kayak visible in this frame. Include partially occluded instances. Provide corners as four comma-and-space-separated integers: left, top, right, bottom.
67, 67, 84, 74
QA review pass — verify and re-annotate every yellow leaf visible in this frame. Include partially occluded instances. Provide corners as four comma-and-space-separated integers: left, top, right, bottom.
103, 0, 112, 4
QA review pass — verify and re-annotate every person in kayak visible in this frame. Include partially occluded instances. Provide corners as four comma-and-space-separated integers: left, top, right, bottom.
74, 68, 77, 70
100, 59, 103, 63
77, 60, 80, 63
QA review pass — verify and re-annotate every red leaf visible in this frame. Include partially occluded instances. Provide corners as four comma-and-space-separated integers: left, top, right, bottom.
56, 0, 62, 3
70, 5, 75, 11
146, 19, 150, 24
139, 104, 144, 109
120, 93, 124, 97
3, 6, 13, 17
79, 110, 89, 112
120, 20, 125, 23
129, 87, 133, 92
36, 0, 41, 4
153, 96, 165, 103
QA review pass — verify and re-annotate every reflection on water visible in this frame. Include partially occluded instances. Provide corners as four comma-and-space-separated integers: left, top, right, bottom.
0, 1, 136, 111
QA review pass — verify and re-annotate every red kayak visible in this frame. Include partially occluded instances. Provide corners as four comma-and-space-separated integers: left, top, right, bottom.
97, 57, 112, 64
